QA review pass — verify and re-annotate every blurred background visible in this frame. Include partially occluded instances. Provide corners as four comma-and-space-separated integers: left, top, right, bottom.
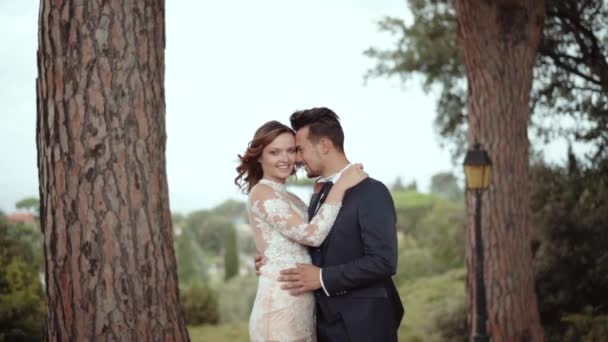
1, 1, 606, 341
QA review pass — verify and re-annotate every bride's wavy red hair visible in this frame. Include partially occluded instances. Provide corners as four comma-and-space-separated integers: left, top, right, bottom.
235, 121, 295, 193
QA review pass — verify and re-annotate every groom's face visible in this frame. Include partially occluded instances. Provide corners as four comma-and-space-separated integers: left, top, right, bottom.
295, 126, 323, 178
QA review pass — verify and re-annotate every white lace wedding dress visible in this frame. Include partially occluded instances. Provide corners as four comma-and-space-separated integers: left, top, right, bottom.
247, 179, 341, 342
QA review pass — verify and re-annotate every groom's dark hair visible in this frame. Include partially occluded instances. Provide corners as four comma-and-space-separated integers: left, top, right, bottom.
289, 107, 344, 152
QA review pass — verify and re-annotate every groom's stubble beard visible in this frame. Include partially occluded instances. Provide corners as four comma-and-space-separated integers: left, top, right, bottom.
294, 161, 318, 178
305, 165, 320, 178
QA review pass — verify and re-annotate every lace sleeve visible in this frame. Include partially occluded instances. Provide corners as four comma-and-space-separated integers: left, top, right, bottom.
250, 184, 341, 247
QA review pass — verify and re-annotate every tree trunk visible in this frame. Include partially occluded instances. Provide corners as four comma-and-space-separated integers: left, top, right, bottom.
454, 1, 545, 341
36, 0, 189, 340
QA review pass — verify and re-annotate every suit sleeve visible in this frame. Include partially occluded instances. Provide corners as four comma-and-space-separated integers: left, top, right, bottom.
320, 181, 398, 296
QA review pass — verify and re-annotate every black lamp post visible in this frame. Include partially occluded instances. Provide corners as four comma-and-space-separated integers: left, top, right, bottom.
463, 142, 492, 342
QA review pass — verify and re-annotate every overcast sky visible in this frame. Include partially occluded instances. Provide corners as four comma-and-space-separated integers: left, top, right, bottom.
0, 0, 569, 214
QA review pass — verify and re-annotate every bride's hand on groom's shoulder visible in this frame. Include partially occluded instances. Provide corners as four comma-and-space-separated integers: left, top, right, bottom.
336, 163, 368, 190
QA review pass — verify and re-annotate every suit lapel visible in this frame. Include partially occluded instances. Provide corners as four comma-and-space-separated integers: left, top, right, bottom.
308, 182, 333, 221
315, 182, 333, 214
307, 192, 321, 222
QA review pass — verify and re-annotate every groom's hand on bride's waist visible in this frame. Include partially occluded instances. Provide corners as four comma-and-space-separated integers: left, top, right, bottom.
278, 263, 321, 295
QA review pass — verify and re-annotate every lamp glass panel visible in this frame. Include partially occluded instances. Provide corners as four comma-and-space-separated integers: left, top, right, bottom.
481, 166, 492, 189
464, 165, 485, 189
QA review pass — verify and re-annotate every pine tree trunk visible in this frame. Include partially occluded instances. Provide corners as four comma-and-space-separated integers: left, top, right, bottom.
454, 1, 545, 341
36, 0, 189, 340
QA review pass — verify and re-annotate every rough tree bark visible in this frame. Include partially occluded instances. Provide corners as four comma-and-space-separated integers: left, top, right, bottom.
454, 0, 546, 341
36, 0, 189, 340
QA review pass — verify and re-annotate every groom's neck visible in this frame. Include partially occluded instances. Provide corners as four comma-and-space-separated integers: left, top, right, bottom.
320, 154, 350, 178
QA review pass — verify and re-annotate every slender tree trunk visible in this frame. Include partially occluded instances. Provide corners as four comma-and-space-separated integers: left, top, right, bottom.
36, 0, 189, 340
454, 1, 545, 341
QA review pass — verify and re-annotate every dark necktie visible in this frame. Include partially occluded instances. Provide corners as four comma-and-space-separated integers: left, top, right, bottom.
307, 181, 333, 222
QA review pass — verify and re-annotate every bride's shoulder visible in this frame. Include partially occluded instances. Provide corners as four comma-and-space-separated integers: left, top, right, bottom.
249, 182, 277, 201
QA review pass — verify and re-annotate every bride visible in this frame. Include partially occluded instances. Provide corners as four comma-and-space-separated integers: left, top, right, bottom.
235, 120, 366, 341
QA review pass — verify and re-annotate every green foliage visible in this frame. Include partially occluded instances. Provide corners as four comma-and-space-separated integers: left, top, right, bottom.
530, 156, 608, 340
394, 205, 464, 283
561, 313, 608, 342
180, 286, 219, 325
391, 190, 441, 236
398, 268, 466, 341
185, 210, 232, 255
223, 225, 239, 281
392, 189, 465, 282
217, 276, 257, 324
237, 228, 257, 256
0, 220, 46, 342
175, 227, 208, 287
365, 0, 608, 161
392, 190, 437, 235
392, 190, 438, 209
404, 180, 417, 192
174, 199, 250, 288
432, 298, 467, 342
188, 323, 248, 342
416, 200, 465, 269
213, 200, 247, 223
364, 0, 466, 159
1, 223, 43, 274
0, 221, 43, 275
14, 197, 40, 217
535, 1, 608, 161
391, 177, 407, 192
390, 187, 467, 340
395, 247, 445, 284
390, 187, 468, 340
429, 172, 463, 201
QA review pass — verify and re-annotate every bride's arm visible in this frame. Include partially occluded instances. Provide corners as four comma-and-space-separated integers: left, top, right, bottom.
250, 184, 342, 247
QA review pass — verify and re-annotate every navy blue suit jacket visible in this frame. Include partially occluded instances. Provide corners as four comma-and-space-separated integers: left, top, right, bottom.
309, 177, 404, 341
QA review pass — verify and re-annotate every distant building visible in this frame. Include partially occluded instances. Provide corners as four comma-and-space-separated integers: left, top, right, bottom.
6, 212, 37, 226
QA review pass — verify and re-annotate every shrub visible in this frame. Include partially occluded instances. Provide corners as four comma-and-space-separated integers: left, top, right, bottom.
180, 286, 219, 325
0, 257, 46, 342
0, 221, 46, 342
432, 296, 467, 342
530, 157, 608, 339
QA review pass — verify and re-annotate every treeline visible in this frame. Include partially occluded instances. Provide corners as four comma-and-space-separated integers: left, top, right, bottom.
2, 159, 606, 340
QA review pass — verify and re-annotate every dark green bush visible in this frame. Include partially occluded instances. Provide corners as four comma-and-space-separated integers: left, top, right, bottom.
180, 286, 219, 325
0, 219, 46, 342
561, 313, 608, 342
530, 157, 608, 340
432, 297, 467, 342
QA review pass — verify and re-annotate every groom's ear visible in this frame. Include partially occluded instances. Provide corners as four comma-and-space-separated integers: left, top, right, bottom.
318, 137, 332, 154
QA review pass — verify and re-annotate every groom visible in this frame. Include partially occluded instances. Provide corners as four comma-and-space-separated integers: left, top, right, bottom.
256, 107, 404, 341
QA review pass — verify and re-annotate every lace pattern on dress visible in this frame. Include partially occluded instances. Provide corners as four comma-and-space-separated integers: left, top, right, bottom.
247, 178, 341, 341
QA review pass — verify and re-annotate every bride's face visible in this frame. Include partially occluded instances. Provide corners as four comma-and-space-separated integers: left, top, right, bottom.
259, 133, 297, 183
